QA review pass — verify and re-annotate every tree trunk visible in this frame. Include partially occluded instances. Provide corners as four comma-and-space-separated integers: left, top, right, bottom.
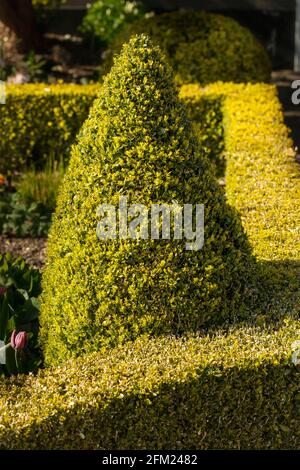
0, 0, 43, 53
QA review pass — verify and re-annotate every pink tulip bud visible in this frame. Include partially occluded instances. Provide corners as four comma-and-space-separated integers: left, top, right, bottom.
11, 331, 27, 350
0, 287, 7, 296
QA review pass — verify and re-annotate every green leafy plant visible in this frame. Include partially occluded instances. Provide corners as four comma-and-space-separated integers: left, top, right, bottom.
0, 253, 42, 376
81, 0, 145, 45
23, 51, 47, 83
0, 158, 64, 238
0, 192, 51, 238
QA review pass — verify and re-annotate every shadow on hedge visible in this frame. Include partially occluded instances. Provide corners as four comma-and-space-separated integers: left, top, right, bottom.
254, 259, 300, 322
5, 359, 299, 450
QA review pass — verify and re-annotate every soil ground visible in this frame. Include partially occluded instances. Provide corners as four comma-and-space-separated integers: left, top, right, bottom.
0, 236, 47, 270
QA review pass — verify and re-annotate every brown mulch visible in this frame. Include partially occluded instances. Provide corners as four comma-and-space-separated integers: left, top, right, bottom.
0, 236, 47, 270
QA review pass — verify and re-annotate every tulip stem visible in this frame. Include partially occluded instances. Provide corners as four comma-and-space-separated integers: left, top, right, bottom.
15, 350, 21, 372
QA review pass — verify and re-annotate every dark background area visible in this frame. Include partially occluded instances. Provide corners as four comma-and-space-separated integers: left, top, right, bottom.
46, 0, 299, 150
51, 0, 296, 70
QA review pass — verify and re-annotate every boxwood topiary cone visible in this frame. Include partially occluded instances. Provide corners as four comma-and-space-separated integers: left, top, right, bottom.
40, 35, 254, 366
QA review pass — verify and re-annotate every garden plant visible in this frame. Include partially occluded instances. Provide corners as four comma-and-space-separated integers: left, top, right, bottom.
40, 35, 254, 366
0, 4, 299, 454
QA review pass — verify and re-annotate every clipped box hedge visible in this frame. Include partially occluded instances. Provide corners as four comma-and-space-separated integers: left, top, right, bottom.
0, 327, 299, 450
0, 84, 98, 174
181, 82, 300, 263
0, 83, 223, 176
0, 83, 299, 449
182, 82, 300, 317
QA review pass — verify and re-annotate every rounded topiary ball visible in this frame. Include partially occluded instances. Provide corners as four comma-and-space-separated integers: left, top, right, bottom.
40, 35, 254, 366
100, 11, 271, 85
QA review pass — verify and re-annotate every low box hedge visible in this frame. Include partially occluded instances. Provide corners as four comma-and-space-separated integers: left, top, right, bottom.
181, 82, 300, 263
0, 327, 299, 450
0, 83, 299, 449
181, 82, 300, 317
0, 84, 98, 174
0, 83, 223, 176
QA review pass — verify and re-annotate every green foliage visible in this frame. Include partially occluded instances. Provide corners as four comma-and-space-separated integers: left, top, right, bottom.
23, 51, 47, 83
17, 157, 65, 211
101, 11, 271, 85
0, 192, 51, 238
0, 155, 62, 238
0, 84, 98, 175
0, 327, 299, 449
1, 72, 299, 453
40, 35, 254, 366
184, 94, 225, 177
180, 82, 300, 264
181, 82, 300, 323
0, 254, 42, 376
80, 0, 145, 45
0, 83, 224, 177
221, 83, 299, 263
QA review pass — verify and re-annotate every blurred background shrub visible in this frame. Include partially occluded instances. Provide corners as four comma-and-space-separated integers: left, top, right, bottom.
80, 0, 146, 46
100, 11, 271, 85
